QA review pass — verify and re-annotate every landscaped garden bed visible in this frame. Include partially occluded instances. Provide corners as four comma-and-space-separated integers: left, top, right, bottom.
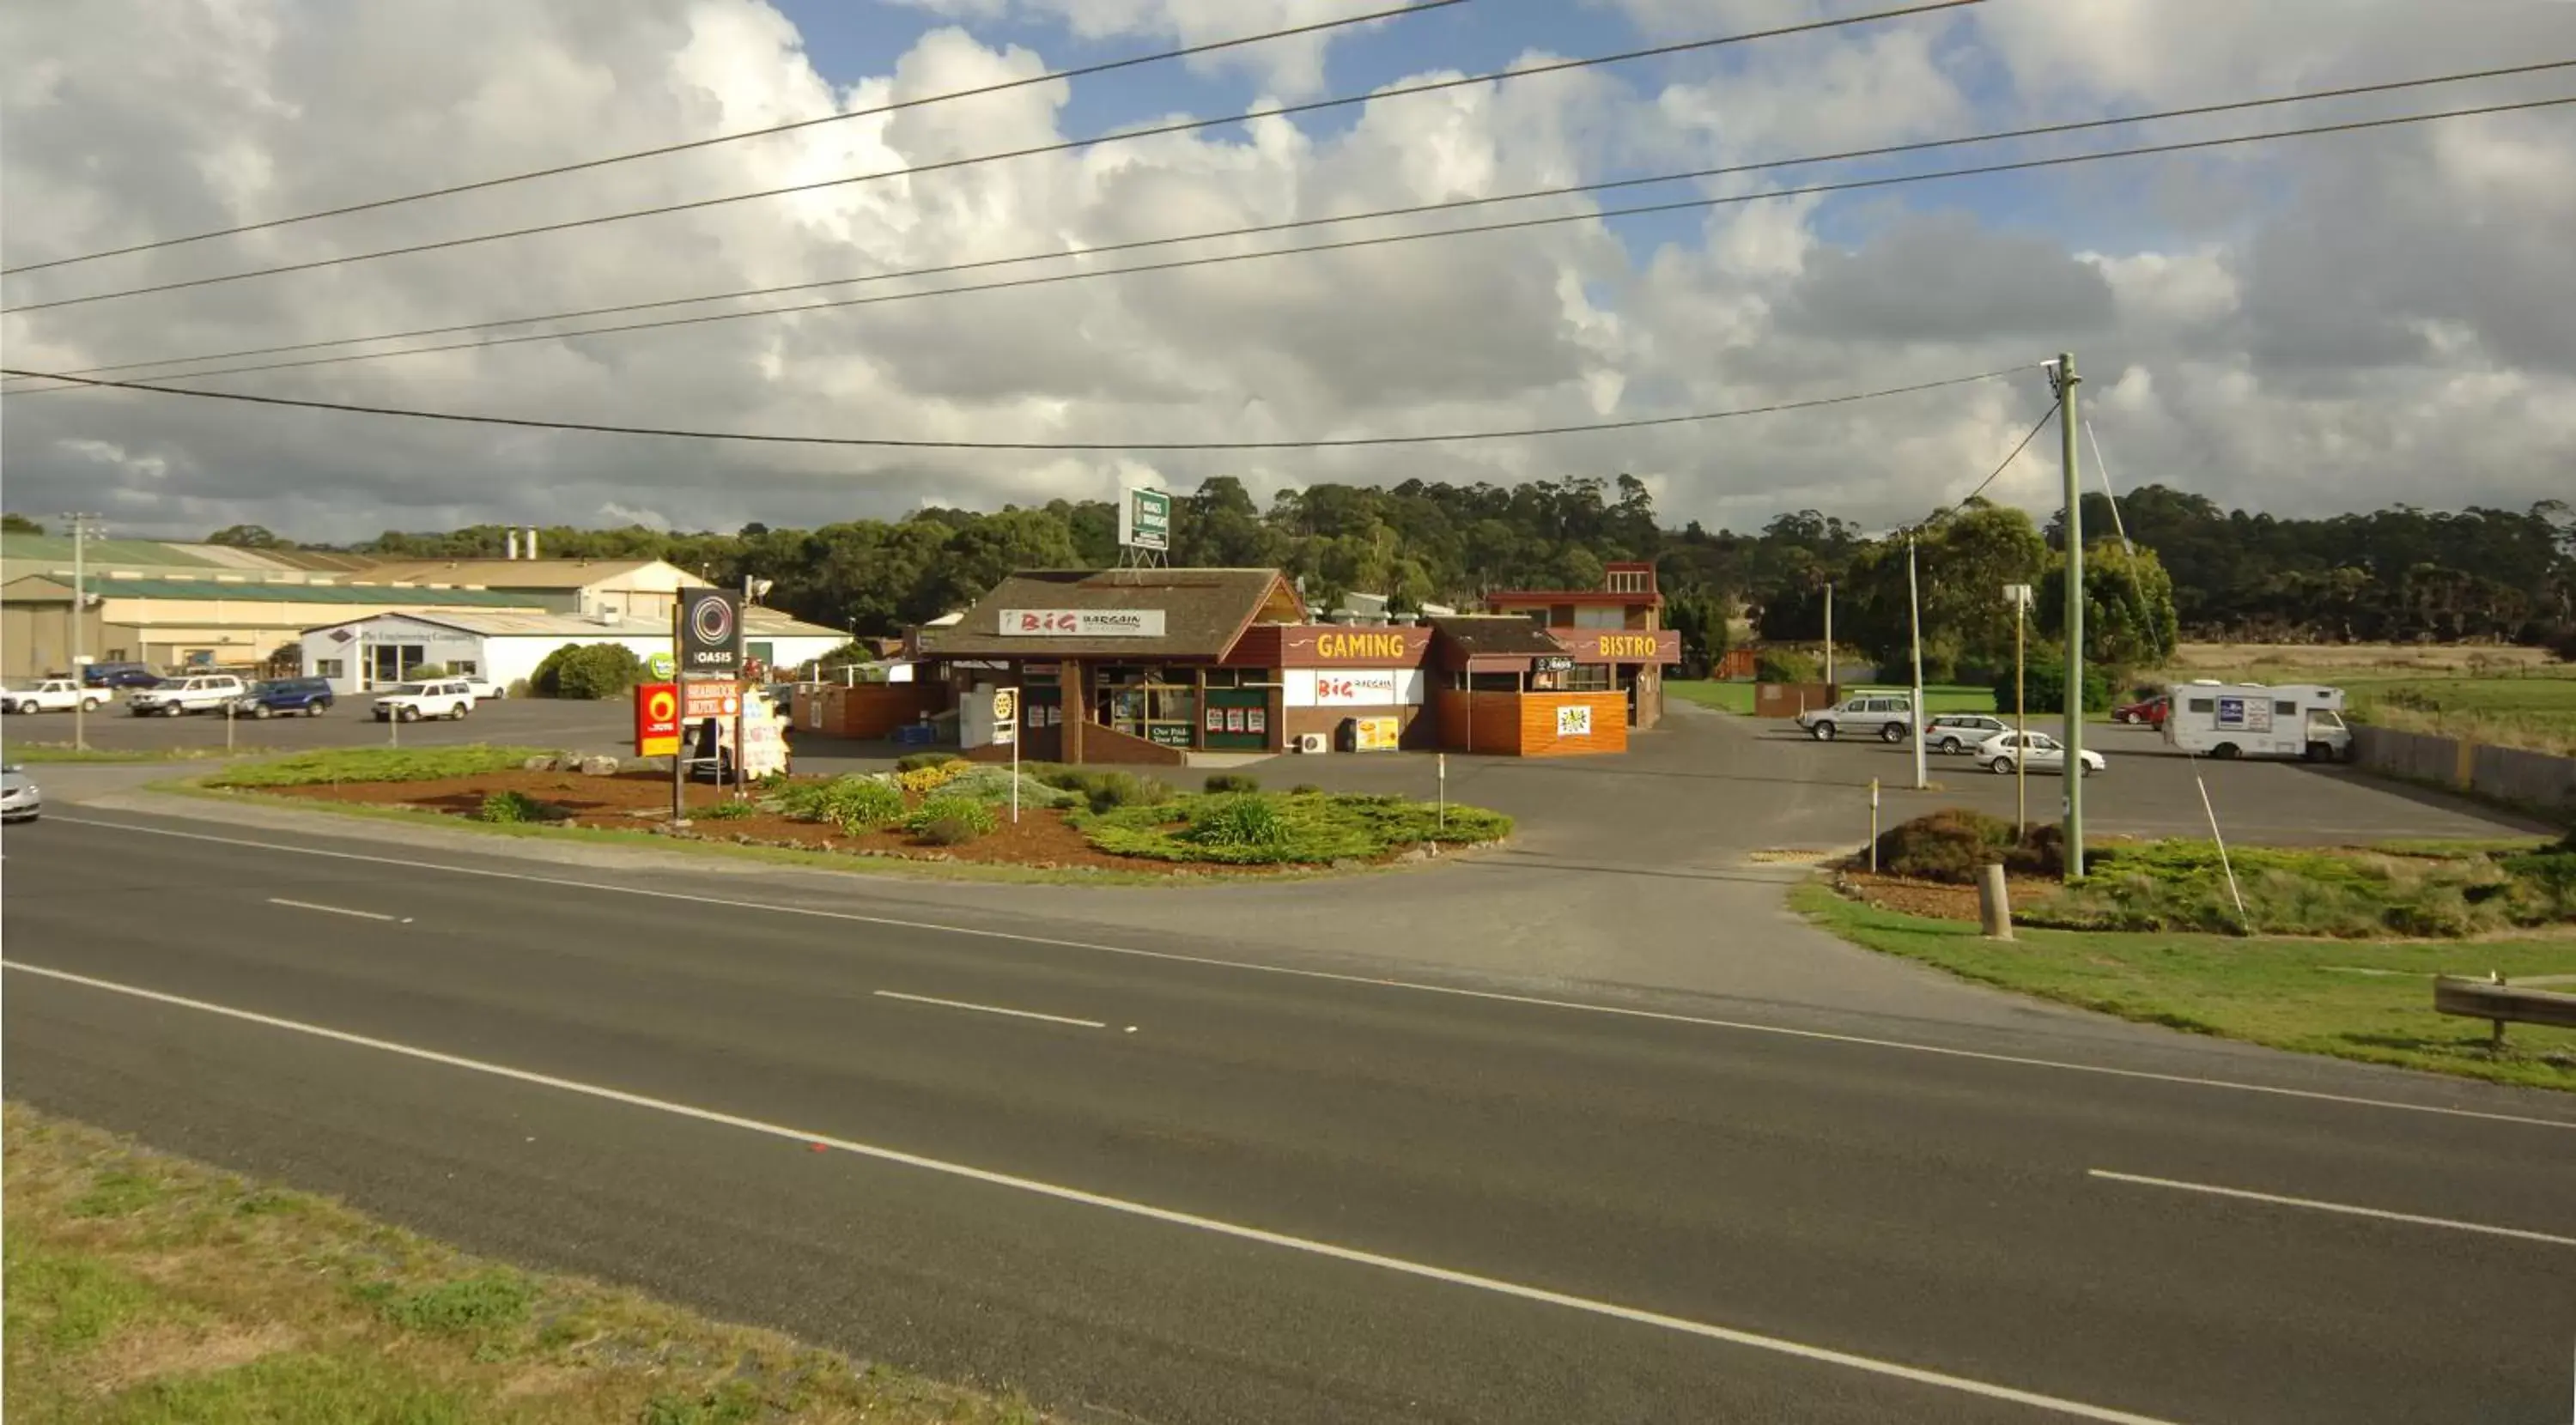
198, 747, 1509, 877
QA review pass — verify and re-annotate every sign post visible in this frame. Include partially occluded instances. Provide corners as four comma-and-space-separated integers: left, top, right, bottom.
1437, 752, 1446, 832
992, 687, 1021, 822
1117, 487, 1171, 553
672, 589, 747, 825
669, 602, 687, 827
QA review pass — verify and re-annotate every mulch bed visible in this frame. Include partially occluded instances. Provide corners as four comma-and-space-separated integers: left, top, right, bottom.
1836, 870, 2069, 923
257, 769, 1325, 876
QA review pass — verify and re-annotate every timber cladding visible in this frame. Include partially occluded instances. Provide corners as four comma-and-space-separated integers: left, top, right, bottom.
1435, 689, 1627, 755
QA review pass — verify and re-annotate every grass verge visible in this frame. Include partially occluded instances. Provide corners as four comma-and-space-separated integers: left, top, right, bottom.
203, 745, 554, 788
1665, 681, 2002, 716
3, 743, 255, 764
1791, 882, 2576, 1090
3, 1103, 1038, 1424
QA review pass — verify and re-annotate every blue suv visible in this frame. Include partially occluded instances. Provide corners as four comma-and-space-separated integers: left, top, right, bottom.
229, 676, 336, 719
81, 661, 161, 689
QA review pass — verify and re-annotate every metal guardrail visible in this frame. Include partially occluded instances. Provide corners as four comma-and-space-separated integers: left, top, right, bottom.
2433, 975, 2576, 1048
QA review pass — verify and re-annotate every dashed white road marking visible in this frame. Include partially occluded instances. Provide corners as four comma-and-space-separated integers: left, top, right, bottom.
872, 989, 1105, 1029
2089, 1169, 2576, 1248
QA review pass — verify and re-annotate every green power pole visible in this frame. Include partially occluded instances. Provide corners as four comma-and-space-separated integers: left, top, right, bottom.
2056, 351, 2085, 881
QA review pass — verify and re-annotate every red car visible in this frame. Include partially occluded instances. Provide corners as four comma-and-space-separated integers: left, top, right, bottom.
2112, 694, 2168, 728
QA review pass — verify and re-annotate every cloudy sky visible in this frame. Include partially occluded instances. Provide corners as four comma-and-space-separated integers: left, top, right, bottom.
3, 0, 2571, 542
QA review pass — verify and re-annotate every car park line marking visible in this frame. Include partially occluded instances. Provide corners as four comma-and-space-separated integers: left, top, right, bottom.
46, 815, 2576, 1135
2, 958, 2184, 1425
873, 990, 1105, 1028
266, 897, 403, 923
2088, 1170, 2576, 1248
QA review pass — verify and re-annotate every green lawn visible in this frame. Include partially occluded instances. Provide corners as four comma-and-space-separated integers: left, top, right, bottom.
3, 743, 252, 764
3, 1105, 1035, 1425
1667, 681, 1998, 715
1793, 883, 2576, 1090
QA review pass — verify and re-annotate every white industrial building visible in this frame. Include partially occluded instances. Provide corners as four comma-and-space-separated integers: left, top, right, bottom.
298, 608, 848, 694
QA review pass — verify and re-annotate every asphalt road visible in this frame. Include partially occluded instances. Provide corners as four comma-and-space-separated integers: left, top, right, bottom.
7, 810, 2573, 1423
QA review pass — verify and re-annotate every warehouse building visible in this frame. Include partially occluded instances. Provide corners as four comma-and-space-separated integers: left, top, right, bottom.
297, 607, 848, 694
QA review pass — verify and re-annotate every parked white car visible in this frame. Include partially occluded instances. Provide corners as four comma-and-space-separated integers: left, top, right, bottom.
374, 679, 478, 722
462, 676, 507, 701
1978, 730, 2105, 776
3, 677, 107, 714
126, 674, 247, 716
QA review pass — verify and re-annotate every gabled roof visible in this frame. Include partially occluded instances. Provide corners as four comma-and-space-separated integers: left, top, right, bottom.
301, 607, 845, 640
1428, 615, 1570, 658
0, 534, 218, 567
927, 567, 1303, 658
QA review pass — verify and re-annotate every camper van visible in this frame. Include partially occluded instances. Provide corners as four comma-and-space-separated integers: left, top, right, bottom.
2164, 682, 2351, 761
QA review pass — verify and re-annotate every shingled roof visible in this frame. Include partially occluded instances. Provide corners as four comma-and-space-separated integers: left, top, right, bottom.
1428, 615, 1570, 658
927, 568, 1303, 659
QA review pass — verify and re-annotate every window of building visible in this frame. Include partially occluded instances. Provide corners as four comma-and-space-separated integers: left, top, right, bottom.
1606, 568, 1650, 594
453, 659, 479, 677
316, 658, 346, 679
1201, 667, 1242, 688
1562, 663, 1614, 692
1467, 671, 1521, 692
1571, 605, 1625, 629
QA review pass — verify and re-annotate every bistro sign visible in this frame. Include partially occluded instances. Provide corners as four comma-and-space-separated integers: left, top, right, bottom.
1556, 628, 1681, 664
999, 609, 1168, 638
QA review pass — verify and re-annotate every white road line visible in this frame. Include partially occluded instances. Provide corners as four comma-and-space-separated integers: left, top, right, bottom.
2089, 1170, 2576, 1248
46, 814, 2576, 1135
266, 897, 399, 923
872, 990, 1105, 1029
4, 958, 2181, 1425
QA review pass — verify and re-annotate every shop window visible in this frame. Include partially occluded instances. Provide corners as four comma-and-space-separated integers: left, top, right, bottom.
1101, 676, 1198, 747
1467, 671, 1520, 692
316, 658, 346, 679
1562, 663, 1614, 692
453, 659, 479, 677
1201, 668, 1242, 688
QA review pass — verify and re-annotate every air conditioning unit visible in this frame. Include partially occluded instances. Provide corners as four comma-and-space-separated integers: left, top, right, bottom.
1294, 732, 1329, 754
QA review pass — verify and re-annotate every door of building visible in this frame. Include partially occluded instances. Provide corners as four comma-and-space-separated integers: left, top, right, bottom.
1203, 687, 1268, 750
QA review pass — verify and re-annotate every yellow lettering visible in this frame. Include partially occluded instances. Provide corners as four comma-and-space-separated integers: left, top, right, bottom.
1315, 630, 1411, 660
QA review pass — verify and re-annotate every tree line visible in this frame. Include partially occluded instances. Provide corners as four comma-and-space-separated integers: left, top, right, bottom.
150, 477, 2574, 675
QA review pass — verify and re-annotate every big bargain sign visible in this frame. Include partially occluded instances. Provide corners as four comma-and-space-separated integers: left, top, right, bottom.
635, 682, 680, 756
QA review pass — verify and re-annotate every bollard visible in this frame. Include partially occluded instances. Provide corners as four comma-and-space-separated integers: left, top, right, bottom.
1977, 862, 2014, 941
1867, 778, 1880, 873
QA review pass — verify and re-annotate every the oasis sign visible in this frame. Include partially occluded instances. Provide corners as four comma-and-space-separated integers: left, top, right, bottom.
999, 609, 1168, 638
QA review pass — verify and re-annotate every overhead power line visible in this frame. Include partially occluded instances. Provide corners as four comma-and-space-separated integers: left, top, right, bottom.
15, 57, 2561, 391
8, 92, 2566, 396
0, 365, 2023, 452
0, 0, 1469, 277
0, 0, 1980, 316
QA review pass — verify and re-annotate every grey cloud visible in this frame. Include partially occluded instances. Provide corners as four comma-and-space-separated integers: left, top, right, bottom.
1777, 210, 2115, 343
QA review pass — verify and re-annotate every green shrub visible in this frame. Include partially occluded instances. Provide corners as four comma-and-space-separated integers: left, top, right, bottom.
775, 775, 904, 834
1996, 653, 2114, 716
528, 643, 647, 699
1188, 794, 1291, 849
696, 800, 758, 821
1203, 772, 1261, 795
405, 663, 451, 679
1755, 649, 1823, 683
1868, 809, 2014, 883
907, 795, 998, 842
474, 790, 562, 824
936, 764, 1082, 810
1289, 783, 1322, 796
894, 751, 963, 773
1031, 765, 1175, 813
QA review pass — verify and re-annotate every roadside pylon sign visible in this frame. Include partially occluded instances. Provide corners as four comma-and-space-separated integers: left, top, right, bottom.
635, 682, 680, 756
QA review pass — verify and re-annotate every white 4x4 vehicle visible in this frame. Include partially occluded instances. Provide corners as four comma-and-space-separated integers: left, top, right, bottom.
127, 674, 246, 716
4, 678, 107, 714
374, 679, 478, 722
1795, 692, 1914, 743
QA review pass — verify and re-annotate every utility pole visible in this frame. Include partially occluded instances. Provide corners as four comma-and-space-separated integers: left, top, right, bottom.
1905, 535, 1927, 790
2053, 352, 2086, 880
1821, 582, 1834, 694
63, 512, 102, 752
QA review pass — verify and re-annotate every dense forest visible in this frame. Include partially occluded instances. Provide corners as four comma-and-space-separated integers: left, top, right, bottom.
178, 476, 2575, 674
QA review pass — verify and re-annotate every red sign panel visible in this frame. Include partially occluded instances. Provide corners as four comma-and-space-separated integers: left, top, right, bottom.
635, 682, 680, 756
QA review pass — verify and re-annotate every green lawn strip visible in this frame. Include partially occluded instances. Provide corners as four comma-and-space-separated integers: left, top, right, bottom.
1790, 883, 2576, 1090
4, 743, 257, 764
1080, 790, 1510, 864
202, 744, 555, 787
3, 1104, 1042, 1425
1666, 681, 1999, 716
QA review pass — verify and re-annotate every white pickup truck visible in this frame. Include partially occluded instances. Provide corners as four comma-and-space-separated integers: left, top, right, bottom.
373, 678, 479, 722
3, 678, 107, 714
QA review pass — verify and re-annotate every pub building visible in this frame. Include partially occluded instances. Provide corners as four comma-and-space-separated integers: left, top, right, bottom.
920, 564, 1680, 764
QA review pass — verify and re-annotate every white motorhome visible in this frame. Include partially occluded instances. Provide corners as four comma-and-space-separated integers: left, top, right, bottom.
2164, 681, 2351, 761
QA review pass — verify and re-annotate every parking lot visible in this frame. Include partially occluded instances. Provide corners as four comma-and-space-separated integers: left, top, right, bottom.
1751, 716, 2549, 845
2, 693, 630, 757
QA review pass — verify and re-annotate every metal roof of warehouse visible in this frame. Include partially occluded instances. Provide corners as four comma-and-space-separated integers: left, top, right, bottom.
304, 608, 843, 638
5, 575, 544, 607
